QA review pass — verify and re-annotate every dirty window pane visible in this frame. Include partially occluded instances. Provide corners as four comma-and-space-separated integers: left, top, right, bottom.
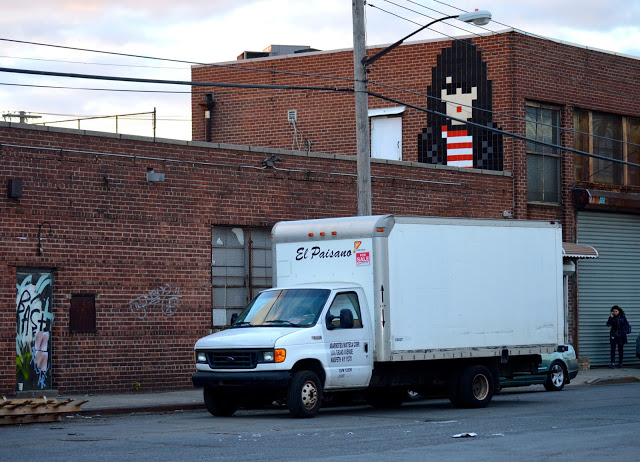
592, 112, 623, 185
627, 117, 640, 186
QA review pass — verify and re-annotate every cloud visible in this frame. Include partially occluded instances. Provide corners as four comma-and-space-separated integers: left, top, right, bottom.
1, 0, 639, 141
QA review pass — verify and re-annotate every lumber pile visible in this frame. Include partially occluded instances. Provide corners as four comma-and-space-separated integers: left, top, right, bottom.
0, 396, 88, 424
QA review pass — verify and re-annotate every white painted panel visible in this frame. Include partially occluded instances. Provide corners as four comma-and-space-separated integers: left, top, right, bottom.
387, 222, 563, 352
371, 116, 402, 161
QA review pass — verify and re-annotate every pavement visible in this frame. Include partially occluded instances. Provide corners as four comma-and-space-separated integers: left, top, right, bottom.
23, 364, 632, 416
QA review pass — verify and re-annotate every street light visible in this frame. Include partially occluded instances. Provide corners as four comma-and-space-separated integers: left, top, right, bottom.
352, 5, 492, 215
362, 10, 492, 68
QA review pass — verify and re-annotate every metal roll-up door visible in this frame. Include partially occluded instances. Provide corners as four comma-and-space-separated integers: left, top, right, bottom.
577, 211, 640, 366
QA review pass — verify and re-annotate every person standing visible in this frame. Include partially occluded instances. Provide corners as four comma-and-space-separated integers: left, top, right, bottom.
606, 305, 631, 368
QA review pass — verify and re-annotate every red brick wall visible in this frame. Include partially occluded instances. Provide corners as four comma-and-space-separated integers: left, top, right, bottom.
0, 123, 512, 394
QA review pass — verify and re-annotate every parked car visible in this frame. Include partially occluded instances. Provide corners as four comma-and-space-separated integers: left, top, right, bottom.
499, 344, 578, 392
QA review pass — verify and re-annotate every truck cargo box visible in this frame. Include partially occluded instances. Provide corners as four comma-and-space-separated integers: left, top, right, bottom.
272, 215, 563, 362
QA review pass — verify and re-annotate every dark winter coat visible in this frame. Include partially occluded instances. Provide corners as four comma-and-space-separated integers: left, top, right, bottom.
607, 313, 630, 345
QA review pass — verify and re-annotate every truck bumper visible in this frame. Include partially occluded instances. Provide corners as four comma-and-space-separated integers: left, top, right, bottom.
192, 371, 291, 390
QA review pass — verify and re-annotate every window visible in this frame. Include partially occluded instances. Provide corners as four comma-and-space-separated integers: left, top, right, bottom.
574, 109, 640, 186
327, 292, 363, 329
526, 103, 561, 203
369, 107, 404, 161
211, 227, 272, 327
69, 294, 96, 333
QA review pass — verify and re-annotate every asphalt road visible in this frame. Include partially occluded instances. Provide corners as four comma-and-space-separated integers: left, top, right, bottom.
2, 383, 639, 461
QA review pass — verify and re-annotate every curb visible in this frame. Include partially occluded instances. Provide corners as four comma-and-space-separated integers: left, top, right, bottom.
585, 376, 640, 386
71, 403, 205, 417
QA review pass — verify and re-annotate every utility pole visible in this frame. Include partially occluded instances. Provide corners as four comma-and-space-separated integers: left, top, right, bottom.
2, 111, 41, 124
352, 0, 372, 216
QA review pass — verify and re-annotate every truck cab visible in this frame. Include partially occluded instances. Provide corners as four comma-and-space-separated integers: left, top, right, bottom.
193, 283, 373, 417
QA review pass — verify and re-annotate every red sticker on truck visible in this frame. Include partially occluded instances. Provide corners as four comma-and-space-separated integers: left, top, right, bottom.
356, 251, 370, 266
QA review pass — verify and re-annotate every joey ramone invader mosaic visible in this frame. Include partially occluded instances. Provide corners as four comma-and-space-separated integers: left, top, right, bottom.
418, 40, 503, 170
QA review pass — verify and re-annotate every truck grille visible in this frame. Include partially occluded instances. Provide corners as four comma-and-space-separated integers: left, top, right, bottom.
206, 350, 258, 369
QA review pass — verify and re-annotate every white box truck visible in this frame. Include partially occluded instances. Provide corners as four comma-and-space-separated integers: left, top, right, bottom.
193, 215, 564, 417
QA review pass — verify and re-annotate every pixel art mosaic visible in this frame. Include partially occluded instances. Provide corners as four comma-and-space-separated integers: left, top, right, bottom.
418, 40, 503, 170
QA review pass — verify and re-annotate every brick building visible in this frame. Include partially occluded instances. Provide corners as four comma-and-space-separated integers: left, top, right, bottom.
191, 30, 640, 367
2, 30, 639, 397
1, 119, 512, 396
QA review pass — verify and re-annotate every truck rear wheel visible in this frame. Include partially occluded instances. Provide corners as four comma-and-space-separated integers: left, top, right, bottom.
450, 365, 494, 408
287, 371, 322, 418
203, 388, 238, 417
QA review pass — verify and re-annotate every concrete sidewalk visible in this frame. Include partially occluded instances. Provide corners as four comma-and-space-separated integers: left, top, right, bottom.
40, 365, 639, 416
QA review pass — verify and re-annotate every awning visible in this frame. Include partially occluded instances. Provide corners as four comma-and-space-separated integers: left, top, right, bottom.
562, 242, 599, 259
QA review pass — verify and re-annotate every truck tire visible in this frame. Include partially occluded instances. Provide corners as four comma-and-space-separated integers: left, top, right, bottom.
287, 370, 322, 418
450, 365, 494, 408
203, 388, 238, 417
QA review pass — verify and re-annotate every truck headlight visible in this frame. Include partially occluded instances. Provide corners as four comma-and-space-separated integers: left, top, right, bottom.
195, 351, 207, 363
261, 349, 286, 363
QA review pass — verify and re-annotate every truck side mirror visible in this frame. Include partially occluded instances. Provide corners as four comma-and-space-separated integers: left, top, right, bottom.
230, 313, 239, 325
325, 312, 336, 330
339, 309, 354, 329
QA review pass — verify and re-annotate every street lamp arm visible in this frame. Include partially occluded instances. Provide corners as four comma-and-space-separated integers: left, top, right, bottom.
362, 15, 459, 67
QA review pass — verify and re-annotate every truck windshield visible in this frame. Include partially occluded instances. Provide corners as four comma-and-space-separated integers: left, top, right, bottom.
233, 288, 330, 327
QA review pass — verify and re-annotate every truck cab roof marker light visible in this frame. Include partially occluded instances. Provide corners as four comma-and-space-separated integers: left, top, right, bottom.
377, 228, 385, 232
320, 232, 326, 236
331, 231, 337, 235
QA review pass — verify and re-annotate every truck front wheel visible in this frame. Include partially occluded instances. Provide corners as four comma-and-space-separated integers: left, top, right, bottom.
450, 365, 494, 408
287, 371, 322, 418
203, 388, 238, 417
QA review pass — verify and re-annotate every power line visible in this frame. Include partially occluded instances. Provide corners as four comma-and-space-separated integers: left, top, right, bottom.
368, 1, 640, 97
0, 81, 191, 93
0, 37, 355, 84
366, 1, 640, 155
0, 66, 353, 93
1, 62, 636, 170
0, 54, 189, 70
401, 0, 640, 81
430, 0, 640, 70
367, 90, 640, 169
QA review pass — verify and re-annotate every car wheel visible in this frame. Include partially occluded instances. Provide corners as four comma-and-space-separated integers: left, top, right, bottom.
203, 388, 238, 417
544, 360, 567, 391
287, 370, 322, 418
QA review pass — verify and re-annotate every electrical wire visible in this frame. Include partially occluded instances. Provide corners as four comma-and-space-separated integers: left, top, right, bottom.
2, 15, 638, 167
366, 90, 640, 169
0, 37, 354, 84
430, 0, 640, 71
368, 1, 640, 97
0, 66, 353, 93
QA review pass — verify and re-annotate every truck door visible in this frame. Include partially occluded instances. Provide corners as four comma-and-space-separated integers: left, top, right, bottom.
323, 291, 373, 388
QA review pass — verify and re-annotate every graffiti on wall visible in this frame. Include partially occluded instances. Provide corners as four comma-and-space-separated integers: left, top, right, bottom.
16, 272, 54, 390
129, 285, 181, 319
418, 40, 503, 171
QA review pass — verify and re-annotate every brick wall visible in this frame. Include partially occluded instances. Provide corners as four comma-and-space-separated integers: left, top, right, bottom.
0, 123, 512, 395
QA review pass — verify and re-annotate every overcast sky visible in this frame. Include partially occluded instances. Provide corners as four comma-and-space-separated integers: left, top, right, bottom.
1, 0, 639, 140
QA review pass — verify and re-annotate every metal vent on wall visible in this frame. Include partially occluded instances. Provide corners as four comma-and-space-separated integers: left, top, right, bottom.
288, 109, 297, 123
